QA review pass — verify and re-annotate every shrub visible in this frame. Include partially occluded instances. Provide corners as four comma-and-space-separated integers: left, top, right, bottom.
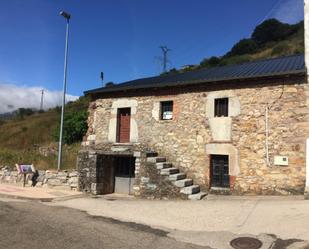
53, 111, 88, 145
160, 68, 178, 76
200, 56, 221, 68
220, 54, 251, 66
294, 48, 304, 54
227, 39, 258, 57
271, 42, 290, 56
168, 68, 178, 74
252, 19, 294, 45
21, 126, 28, 132
13, 108, 35, 120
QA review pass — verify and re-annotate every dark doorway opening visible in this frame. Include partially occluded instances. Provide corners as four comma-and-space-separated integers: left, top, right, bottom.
210, 155, 229, 188
98, 155, 136, 195
117, 108, 131, 143
114, 156, 135, 194
114, 156, 135, 178
97, 155, 115, 195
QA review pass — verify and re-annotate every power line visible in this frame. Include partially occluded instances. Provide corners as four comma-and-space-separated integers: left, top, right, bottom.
159, 46, 172, 73
246, 0, 284, 37
249, 0, 284, 37
260, 0, 284, 24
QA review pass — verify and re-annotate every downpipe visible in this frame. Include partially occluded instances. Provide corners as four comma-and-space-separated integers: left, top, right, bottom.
265, 103, 270, 167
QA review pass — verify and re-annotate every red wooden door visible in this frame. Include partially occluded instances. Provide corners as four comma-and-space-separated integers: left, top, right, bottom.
117, 108, 131, 143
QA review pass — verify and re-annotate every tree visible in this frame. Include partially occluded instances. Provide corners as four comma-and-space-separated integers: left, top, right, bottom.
53, 111, 88, 145
227, 39, 258, 57
14, 108, 35, 119
252, 19, 293, 45
200, 56, 221, 68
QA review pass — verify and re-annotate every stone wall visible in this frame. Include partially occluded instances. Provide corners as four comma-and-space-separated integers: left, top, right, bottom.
77, 150, 98, 193
0, 167, 78, 190
77, 144, 190, 199
83, 77, 309, 195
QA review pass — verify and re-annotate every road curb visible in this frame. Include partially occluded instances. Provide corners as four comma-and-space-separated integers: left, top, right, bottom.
0, 192, 54, 202
51, 193, 85, 202
0, 192, 85, 202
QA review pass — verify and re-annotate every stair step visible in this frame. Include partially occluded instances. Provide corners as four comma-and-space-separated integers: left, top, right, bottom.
146, 151, 158, 157
156, 162, 172, 169
156, 157, 166, 162
188, 192, 207, 200
173, 179, 193, 188
209, 187, 231, 195
169, 173, 186, 181
147, 157, 166, 163
160, 167, 179, 175
180, 185, 200, 195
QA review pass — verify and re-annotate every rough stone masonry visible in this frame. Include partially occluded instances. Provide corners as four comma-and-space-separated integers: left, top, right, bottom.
77, 72, 309, 198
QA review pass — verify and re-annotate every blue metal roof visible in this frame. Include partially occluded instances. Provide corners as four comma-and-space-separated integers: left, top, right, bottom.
85, 54, 306, 95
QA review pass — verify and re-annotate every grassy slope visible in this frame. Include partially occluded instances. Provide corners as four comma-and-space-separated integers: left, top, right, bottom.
173, 23, 304, 73
0, 111, 58, 149
224, 27, 304, 64
0, 98, 88, 170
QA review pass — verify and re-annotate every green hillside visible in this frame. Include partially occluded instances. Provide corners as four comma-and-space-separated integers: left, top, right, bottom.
165, 19, 304, 74
0, 97, 89, 170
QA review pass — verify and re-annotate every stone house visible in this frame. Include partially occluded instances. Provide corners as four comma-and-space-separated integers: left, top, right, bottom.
78, 53, 309, 199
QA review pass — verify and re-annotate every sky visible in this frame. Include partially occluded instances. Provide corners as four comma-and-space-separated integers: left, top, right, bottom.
0, 0, 304, 113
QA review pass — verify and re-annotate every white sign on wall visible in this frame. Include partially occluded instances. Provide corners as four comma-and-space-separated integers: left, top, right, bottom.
163, 111, 173, 120
274, 156, 289, 166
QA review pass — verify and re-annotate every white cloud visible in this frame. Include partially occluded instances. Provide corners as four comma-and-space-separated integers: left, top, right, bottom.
271, 0, 304, 24
0, 83, 79, 114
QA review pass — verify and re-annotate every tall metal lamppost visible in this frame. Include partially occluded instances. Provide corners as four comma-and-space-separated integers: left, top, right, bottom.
57, 11, 71, 171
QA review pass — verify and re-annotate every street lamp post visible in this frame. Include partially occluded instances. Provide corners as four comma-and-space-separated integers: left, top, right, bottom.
57, 11, 71, 171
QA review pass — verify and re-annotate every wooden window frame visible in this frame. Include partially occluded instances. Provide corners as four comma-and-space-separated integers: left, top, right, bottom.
160, 101, 173, 120
116, 108, 131, 143
214, 98, 229, 117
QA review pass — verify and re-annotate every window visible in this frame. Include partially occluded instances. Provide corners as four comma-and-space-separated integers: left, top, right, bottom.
214, 98, 228, 117
160, 101, 173, 120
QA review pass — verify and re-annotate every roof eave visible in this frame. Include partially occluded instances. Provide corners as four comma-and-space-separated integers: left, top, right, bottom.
84, 69, 306, 96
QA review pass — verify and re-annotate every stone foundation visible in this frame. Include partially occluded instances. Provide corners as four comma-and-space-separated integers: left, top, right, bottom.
77, 144, 193, 199
0, 168, 78, 190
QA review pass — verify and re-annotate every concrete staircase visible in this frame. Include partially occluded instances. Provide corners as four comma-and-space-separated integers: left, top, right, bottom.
146, 152, 207, 200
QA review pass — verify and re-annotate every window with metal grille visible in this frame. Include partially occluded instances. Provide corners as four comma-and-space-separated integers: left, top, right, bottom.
160, 101, 173, 120
214, 98, 228, 117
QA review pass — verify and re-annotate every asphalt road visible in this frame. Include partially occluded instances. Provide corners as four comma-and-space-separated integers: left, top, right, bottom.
0, 198, 208, 249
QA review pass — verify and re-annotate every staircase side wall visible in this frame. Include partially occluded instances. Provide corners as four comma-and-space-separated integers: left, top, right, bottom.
137, 159, 187, 200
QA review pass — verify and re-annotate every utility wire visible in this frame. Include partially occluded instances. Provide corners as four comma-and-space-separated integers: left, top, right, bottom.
260, 0, 284, 24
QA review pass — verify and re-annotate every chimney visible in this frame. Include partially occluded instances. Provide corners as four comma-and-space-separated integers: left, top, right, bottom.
305, 0, 309, 75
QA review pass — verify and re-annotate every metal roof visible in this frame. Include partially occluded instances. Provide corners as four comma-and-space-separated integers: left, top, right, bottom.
85, 54, 306, 95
